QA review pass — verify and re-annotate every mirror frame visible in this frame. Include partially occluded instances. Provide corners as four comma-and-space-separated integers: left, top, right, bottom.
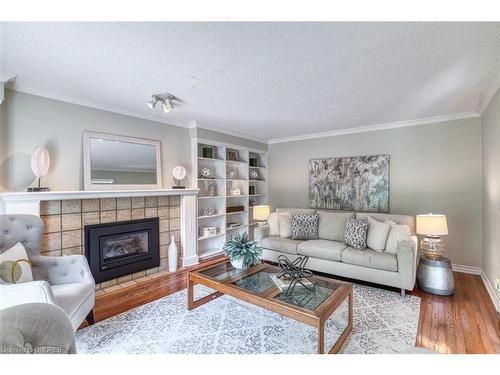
83, 131, 162, 191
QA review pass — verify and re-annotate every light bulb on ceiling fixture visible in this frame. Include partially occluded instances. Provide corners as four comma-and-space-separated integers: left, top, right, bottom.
162, 98, 173, 113
146, 99, 157, 110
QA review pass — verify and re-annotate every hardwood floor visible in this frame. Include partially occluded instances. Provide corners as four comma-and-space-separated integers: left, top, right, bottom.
91, 257, 500, 354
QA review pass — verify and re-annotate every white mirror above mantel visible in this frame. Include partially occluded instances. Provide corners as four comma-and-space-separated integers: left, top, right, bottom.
0, 188, 200, 267
83, 131, 162, 191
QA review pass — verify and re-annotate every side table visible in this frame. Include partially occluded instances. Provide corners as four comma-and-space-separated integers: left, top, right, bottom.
416, 256, 455, 296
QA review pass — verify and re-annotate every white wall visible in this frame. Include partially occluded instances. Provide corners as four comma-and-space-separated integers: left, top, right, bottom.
482, 87, 500, 297
268, 118, 483, 268
0, 90, 191, 191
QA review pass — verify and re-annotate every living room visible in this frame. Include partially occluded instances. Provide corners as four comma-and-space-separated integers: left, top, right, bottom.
0, 1, 499, 372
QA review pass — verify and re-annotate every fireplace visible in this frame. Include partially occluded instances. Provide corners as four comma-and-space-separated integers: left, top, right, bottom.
85, 218, 160, 283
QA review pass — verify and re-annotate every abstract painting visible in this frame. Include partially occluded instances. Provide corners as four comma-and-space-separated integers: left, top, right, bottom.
309, 154, 389, 212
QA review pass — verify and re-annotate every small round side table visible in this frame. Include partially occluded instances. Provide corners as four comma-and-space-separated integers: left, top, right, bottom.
416, 256, 455, 296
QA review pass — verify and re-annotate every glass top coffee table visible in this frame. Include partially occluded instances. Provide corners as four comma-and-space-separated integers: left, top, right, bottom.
187, 260, 353, 354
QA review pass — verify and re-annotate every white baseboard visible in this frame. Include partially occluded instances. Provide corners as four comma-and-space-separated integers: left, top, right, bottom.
452, 264, 499, 312
481, 271, 500, 313
182, 255, 199, 267
451, 264, 482, 275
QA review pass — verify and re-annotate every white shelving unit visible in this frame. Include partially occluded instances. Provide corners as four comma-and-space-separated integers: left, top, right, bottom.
192, 138, 268, 260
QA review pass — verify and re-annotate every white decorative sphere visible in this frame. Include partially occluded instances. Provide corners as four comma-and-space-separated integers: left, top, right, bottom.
31, 146, 50, 178
172, 165, 186, 180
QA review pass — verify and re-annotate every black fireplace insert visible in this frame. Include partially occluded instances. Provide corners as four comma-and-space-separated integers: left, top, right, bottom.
84, 218, 160, 283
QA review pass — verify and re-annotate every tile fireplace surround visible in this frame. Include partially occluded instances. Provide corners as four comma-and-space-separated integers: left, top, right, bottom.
0, 189, 199, 294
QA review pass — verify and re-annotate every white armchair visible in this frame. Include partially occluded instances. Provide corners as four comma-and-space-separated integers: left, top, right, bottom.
0, 214, 95, 330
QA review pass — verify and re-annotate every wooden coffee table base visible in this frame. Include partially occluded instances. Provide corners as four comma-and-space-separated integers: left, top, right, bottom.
187, 264, 353, 354
317, 291, 353, 354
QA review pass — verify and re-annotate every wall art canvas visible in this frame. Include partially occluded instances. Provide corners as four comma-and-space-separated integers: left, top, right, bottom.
309, 154, 389, 212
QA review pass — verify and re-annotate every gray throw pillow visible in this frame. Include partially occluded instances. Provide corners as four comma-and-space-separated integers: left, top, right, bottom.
344, 217, 369, 249
291, 214, 319, 240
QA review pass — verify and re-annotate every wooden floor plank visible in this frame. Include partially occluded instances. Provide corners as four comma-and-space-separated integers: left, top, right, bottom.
88, 260, 499, 354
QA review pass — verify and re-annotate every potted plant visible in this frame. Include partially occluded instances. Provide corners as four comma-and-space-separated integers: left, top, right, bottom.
223, 232, 263, 269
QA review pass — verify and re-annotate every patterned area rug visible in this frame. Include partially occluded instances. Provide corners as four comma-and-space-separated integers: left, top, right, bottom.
76, 284, 420, 354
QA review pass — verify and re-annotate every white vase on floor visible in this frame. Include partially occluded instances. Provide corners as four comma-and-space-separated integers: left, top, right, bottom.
168, 235, 178, 272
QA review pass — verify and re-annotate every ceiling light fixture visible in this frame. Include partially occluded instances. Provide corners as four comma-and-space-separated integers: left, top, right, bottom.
147, 93, 176, 113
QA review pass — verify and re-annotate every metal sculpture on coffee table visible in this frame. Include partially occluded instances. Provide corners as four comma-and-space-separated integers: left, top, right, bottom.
277, 255, 316, 296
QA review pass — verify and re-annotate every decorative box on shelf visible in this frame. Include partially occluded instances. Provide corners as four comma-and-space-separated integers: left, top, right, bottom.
227, 222, 242, 229
199, 227, 217, 237
227, 205, 245, 213
202, 146, 214, 159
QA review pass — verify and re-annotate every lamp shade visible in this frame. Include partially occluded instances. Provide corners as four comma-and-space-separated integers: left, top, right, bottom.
416, 214, 448, 236
253, 205, 270, 221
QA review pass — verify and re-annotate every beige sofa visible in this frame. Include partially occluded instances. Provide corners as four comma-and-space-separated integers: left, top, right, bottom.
255, 208, 418, 296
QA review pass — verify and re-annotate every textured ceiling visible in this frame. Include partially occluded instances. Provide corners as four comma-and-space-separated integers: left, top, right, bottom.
1, 22, 500, 142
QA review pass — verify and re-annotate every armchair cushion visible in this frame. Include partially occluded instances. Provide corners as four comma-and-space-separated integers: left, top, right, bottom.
0, 280, 56, 311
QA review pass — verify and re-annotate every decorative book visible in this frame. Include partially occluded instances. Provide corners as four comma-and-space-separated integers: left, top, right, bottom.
270, 273, 314, 292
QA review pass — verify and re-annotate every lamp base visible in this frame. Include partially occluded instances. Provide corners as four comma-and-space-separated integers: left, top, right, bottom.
420, 235, 445, 260
256, 221, 267, 227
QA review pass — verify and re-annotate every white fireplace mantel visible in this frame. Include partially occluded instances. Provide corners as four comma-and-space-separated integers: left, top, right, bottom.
0, 188, 200, 267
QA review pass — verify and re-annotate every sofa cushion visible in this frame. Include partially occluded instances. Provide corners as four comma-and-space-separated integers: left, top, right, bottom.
341, 247, 398, 272
278, 212, 292, 238
297, 240, 348, 262
291, 214, 319, 240
261, 236, 302, 255
367, 216, 391, 252
317, 211, 354, 241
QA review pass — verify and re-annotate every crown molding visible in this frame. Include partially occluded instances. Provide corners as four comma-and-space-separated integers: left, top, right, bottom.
190, 120, 268, 144
268, 111, 480, 144
476, 64, 500, 114
8, 85, 189, 129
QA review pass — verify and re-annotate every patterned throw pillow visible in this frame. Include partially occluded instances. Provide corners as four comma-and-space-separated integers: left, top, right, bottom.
291, 214, 319, 240
344, 217, 369, 249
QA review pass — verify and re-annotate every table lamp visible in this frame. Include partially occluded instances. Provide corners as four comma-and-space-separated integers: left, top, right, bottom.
416, 213, 448, 260
253, 205, 270, 226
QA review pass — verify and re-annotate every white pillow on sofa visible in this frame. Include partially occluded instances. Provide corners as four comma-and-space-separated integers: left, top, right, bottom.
278, 212, 292, 238
0, 242, 33, 284
367, 216, 391, 252
268, 212, 280, 236
385, 220, 412, 254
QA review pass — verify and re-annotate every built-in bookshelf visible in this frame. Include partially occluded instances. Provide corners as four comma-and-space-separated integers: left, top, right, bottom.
192, 138, 268, 260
